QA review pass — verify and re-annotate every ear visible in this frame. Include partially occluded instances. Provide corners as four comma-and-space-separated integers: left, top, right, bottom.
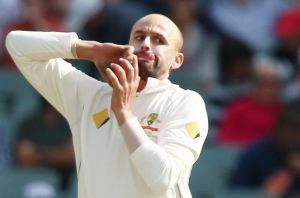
171, 52, 184, 70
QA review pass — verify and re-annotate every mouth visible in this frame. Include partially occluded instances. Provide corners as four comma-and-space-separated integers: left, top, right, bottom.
135, 52, 155, 62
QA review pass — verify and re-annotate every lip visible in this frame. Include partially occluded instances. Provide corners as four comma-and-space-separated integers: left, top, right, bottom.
136, 52, 155, 62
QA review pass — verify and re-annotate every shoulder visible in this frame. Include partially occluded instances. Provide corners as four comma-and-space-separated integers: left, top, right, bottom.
165, 88, 207, 122
169, 88, 206, 108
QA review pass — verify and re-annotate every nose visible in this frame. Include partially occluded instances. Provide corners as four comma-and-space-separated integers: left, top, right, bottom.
140, 37, 150, 51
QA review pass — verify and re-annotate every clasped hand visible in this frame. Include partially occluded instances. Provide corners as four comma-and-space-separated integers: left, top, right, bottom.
105, 55, 140, 125
76, 40, 140, 125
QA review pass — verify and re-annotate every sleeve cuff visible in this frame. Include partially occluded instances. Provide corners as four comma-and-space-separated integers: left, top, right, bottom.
69, 32, 80, 59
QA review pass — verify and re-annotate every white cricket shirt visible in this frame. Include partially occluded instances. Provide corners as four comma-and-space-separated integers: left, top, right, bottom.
6, 31, 208, 198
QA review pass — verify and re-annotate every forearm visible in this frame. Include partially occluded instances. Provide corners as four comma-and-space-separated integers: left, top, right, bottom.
6, 31, 78, 62
119, 116, 149, 154
6, 31, 84, 119
75, 40, 102, 62
119, 117, 184, 192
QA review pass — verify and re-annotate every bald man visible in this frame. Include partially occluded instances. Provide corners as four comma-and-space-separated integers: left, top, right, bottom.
6, 14, 208, 198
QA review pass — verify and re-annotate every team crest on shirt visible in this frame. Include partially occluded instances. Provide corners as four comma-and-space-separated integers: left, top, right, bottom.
140, 113, 161, 142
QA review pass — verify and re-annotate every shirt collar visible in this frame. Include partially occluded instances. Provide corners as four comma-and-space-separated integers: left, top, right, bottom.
137, 77, 178, 96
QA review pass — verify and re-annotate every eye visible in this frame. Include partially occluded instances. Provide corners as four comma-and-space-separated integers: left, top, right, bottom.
135, 35, 145, 41
152, 36, 164, 44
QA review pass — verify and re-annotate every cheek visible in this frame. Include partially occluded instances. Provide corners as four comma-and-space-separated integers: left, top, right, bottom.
129, 39, 141, 50
132, 43, 140, 51
156, 48, 174, 61
163, 53, 176, 67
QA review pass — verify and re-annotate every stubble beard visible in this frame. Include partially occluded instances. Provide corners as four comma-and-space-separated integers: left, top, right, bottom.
138, 59, 160, 80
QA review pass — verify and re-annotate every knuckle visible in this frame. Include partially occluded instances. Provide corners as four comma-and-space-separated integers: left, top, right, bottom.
127, 66, 134, 72
125, 84, 130, 90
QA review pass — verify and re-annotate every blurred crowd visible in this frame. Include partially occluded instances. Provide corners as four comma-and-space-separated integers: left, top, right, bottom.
0, 0, 300, 197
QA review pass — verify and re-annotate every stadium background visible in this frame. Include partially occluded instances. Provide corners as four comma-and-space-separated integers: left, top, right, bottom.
0, 0, 300, 197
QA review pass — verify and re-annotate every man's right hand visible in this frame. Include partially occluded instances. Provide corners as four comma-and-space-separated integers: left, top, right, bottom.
75, 40, 134, 81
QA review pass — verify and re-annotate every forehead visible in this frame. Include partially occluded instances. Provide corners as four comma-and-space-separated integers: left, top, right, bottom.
131, 17, 175, 37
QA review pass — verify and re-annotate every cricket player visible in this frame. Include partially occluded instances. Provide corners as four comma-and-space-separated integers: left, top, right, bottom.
6, 14, 208, 198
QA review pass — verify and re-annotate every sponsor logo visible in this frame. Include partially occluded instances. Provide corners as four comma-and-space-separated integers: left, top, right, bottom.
141, 113, 161, 132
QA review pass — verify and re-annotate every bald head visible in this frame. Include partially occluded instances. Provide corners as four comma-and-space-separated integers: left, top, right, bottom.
130, 14, 184, 51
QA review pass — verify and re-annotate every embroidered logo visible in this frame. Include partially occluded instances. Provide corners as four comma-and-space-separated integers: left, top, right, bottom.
141, 113, 161, 132
93, 108, 109, 128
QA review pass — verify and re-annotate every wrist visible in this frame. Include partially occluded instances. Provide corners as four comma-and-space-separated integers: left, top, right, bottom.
91, 42, 105, 62
114, 110, 135, 125
75, 40, 99, 61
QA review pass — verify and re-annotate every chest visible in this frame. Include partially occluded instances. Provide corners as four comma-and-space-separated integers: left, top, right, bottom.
82, 93, 172, 149
133, 94, 173, 142
76, 94, 172, 178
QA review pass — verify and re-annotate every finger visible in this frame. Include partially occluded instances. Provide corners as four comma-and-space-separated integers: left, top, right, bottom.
122, 45, 135, 58
137, 76, 141, 85
105, 68, 122, 90
119, 58, 134, 82
132, 55, 139, 80
110, 63, 127, 85
95, 63, 110, 83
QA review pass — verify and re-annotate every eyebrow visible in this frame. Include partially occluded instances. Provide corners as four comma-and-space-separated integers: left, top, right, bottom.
134, 30, 164, 36
134, 30, 167, 39
133, 30, 168, 43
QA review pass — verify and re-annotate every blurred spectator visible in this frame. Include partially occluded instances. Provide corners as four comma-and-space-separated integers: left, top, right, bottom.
129, 0, 169, 14
23, 181, 56, 198
0, 0, 70, 70
204, 38, 254, 140
80, 1, 149, 79
229, 106, 300, 198
217, 56, 285, 147
207, 0, 288, 51
81, 1, 149, 45
67, 0, 104, 31
0, 121, 9, 175
291, 0, 300, 7
218, 37, 254, 86
14, 99, 75, 191
273, 8, 300, 81
284, 71, 300, 102
0, 0, 22, 48
166, 0, 219, 92
0, 71, 40, 137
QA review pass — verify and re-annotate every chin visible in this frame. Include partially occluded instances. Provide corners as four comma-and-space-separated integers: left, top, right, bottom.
138, 60, 159, 77
138, 61, 153, 71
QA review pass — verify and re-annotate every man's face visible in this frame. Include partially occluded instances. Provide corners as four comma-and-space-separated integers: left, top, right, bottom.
129, 15, 183, 80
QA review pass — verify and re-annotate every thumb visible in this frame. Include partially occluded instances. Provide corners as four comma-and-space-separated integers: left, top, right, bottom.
122, 45, 135, 57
